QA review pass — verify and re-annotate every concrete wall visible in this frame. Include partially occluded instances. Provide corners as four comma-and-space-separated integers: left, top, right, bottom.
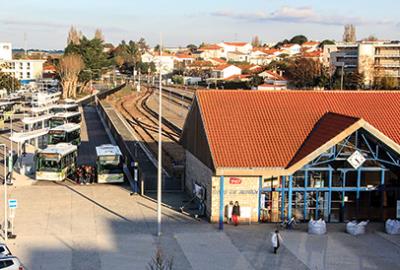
185, 150, 213, 218
210, 175, 260, 223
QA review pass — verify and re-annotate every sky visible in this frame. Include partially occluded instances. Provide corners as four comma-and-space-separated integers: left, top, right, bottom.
0, 0, 399, 50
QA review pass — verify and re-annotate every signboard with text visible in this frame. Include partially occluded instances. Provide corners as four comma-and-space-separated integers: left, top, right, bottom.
229, 177, 242, 185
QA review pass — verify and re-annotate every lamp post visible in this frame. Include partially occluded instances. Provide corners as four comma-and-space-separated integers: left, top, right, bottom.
157, 35, 163, 237
0, 144, 7, 241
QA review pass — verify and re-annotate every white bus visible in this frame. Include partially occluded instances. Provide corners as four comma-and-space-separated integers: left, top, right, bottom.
49, 111, 81, 128
96, 144, 124, 183
52, 100, 79, 114
35, 143, 78, 181
48, 123, 81, 146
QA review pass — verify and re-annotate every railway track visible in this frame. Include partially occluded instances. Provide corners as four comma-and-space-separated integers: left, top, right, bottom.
118, 88, 185, 175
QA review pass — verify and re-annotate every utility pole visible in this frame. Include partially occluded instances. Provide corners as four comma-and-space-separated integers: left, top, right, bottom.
157, 34, 163, 237
2, 144, 7, 241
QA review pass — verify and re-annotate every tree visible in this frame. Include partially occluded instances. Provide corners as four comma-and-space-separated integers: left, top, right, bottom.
65, 36, 110, 89
319, 40, 335, 48
186, 44, 197, 53
57, 54, 84, 99
147, 247, 173, 270
94, 29, 104, 41
251, 35, 261, 47
67, 26, 81, 45
154, 44, 160, 52
0, 71, 20, 92
137, 38, 149, 53
289, 35, 308, 45
374, 76, 399, 90
343, 24, 356, 43
363, 35, 378, 42
285, 57, 328, 88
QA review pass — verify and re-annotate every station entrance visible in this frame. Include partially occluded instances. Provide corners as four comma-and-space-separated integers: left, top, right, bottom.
260, 128, 400, 223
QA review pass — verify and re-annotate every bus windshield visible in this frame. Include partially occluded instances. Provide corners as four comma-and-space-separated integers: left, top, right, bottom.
37, 156, 61, 172
49, 131, 66, 144
98, 156, 122, 174
50, 119, 65, 128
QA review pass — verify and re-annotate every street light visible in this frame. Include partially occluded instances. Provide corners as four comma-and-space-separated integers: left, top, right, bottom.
0, 144, 7, 241
157, 34, 163, 237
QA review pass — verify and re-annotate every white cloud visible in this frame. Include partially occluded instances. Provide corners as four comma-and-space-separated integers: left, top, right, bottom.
211, 6, 394, 26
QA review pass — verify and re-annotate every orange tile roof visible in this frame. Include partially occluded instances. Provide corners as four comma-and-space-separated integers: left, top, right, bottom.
224, 74, 251, 81
302, 41, 320, 46
223, 42, 249, 47
211, 58, 227, 64
214, 64, 239, 71
199, 44, 222, 51
195, 91, 400, 169
288, 112, 359, 166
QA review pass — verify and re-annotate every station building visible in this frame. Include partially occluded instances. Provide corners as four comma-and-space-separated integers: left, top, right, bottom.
181, 90, 400, 223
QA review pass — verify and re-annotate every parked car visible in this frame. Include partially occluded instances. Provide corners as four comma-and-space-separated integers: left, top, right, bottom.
0, 244, 11, 257
0, 256, 24, 269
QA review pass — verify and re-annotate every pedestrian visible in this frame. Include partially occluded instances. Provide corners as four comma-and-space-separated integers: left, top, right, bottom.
231, 201, 241, 226
271, 230, 283, 254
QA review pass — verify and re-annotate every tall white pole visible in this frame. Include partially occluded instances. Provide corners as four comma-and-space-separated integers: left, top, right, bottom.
3, 145, 7, 241
157, 34, 163, 237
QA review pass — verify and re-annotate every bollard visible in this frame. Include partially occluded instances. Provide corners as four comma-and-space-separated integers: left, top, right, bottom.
141, 178, 144, 196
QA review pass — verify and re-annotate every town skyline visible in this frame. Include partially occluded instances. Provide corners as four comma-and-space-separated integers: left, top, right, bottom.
1, 0, 399, 49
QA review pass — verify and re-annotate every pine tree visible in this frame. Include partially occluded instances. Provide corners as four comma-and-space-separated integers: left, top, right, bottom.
67, 26, 81, 45
343, 24, 356, 43
94, 29, 104, 42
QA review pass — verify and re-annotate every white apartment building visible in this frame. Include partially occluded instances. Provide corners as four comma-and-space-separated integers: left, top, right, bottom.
0, 42, 45, 83
1, 59, 45, 82
0, 42, 12, 61
324, 42, 400, 87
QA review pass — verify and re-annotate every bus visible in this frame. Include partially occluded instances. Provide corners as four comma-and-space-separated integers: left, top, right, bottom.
96, 144, 124, 183
48, 123, 81, 146
52, 100, 79, 114
49, 111, 81, 128
35, 143, 78, 181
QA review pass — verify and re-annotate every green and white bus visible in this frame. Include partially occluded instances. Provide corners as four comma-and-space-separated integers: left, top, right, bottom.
96, 144, 124, 183
48, 123, 81, 146
49, 111, 81, 128
35, 143, 78, 181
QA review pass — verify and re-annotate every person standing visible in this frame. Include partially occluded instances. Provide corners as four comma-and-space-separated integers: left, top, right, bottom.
231, 201, 241, 226
271, 230, 283, 254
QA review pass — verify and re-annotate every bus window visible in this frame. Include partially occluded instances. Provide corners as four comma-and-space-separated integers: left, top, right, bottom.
49, 132, 65, 145
98, 156, 122, 174
37, 157, 60, 172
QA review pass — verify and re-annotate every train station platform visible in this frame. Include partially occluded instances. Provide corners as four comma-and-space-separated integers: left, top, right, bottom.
78, 105, 111, 166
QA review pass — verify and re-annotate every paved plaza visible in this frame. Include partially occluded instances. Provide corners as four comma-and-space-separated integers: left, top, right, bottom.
0, 183, 400, 270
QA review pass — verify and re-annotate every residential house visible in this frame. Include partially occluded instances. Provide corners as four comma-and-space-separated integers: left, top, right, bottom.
227, 51, 248, 62
218, 42, 253, 56
197, 44, 225, 59
281, 44, 301, 56
302, 41, 320, 53
211, 64, 242, 80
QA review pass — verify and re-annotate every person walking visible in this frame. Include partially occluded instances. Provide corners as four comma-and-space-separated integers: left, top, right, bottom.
271, 230, 283, 254
231, 201, 241, 226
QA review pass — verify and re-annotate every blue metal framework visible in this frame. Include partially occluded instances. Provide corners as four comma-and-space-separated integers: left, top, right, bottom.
261, 129, 400, 222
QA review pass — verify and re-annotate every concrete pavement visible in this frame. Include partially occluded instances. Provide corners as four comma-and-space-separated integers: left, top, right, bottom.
1, 183, 400, 270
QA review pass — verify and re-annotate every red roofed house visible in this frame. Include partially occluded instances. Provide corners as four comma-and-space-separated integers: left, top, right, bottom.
302, 41, 321, 52
197, 44, 225, 59
211, 64, 242, 80
218, 42, 253, 57
181, 90, 400, 224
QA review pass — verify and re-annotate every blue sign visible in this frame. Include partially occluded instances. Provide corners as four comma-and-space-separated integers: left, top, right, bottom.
8, 199, 17, 209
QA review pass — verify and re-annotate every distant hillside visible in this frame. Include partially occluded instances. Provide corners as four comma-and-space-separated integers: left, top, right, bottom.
12, 48, 64, 54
